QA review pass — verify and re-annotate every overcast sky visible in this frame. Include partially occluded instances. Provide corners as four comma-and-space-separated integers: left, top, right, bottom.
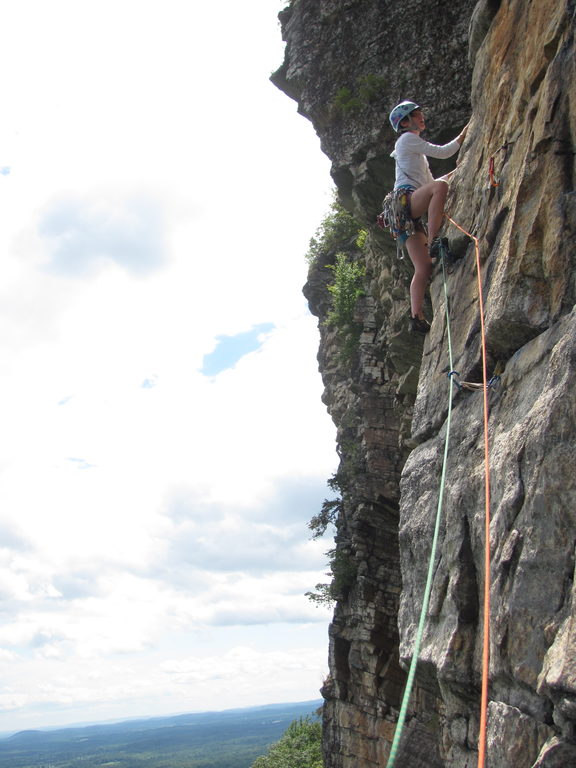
0, 0, 339, 732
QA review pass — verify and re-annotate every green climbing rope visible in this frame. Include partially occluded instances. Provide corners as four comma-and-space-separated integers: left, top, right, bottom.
385, 249, 456, 767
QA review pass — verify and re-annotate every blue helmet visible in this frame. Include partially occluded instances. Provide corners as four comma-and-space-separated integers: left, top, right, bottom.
389, 100, 420, 132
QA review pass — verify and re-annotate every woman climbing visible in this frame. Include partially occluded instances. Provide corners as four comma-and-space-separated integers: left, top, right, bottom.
380, 100, 468, 333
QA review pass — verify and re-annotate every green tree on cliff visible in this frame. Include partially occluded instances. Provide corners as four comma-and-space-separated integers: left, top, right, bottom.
306, 192, 363, 267
250, 716, 323, 768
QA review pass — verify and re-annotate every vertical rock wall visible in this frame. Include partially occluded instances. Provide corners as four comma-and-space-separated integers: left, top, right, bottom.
273, 1, 576, 766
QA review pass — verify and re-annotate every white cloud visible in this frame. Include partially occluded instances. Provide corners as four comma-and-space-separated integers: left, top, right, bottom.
0, 0, 337, 731
37, 192, 169, 276
0, 640, 328, 731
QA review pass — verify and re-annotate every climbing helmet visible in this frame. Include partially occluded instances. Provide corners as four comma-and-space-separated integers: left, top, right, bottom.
389, 100, 420, 132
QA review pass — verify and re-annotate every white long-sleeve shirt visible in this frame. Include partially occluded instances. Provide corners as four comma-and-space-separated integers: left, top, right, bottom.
391, 132, 461, 190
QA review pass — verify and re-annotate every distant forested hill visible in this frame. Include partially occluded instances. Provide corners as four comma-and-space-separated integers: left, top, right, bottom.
0, 700, 322, 768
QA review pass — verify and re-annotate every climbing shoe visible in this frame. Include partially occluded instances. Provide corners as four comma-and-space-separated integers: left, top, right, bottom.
430, 236, 451, 261
410, 315, 431, 334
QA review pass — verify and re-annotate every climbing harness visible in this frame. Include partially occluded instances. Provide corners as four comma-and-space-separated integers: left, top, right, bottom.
385, 220, 493, 768
377, 186, 427, 258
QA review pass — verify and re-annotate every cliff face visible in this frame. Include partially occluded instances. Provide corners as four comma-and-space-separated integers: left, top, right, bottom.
273, 1, 576, 767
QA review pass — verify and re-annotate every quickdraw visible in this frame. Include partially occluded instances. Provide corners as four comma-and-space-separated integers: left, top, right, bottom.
488, 141, 514, 188
448, 370, 501, 392
488, 156, 499, 187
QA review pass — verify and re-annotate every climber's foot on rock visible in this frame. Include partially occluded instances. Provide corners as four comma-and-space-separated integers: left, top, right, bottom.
410, 315, 431, 334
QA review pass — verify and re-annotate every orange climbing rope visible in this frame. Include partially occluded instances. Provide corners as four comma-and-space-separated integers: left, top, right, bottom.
445, 215, 492, 768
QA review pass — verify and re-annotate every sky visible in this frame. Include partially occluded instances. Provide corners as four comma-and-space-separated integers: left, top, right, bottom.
0, 0, 339, 733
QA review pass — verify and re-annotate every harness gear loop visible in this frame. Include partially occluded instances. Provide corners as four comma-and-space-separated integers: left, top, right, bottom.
377, 186, 427, 259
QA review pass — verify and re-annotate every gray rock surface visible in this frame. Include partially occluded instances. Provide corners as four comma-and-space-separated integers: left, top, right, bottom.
274, 0, 576, 766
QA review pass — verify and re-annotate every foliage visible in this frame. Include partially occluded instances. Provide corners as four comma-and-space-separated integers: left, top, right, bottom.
307, 465, 357, 604
306, 448, 359, 608
308, 498, 341, 540
308, 474, 343, 539
304, 206, 366, 608
357, 73, 386, 103
326, 253, 365, 330
306, 193, 362, 267
250, 716, 323, 768
305, 547, 357, 607
331, 73, 386, 117
333, 86, 362, 116
355, 228, 368, 250
325, 253, 366, 363
0, 703, 322, 768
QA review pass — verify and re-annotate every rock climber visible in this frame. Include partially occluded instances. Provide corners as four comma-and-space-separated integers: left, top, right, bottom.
380, 100, 468, 333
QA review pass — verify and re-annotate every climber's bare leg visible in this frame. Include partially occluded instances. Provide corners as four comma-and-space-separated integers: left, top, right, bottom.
409, 179, 448, 245
405, 231, 432, 319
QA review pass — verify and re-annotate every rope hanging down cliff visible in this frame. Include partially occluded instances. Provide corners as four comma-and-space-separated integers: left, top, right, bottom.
445, 216, 492, 768
385, 218, 493, 768
384, 244, 458, 768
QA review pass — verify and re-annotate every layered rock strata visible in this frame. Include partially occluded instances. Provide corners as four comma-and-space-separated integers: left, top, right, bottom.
274, 0, 576, 766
